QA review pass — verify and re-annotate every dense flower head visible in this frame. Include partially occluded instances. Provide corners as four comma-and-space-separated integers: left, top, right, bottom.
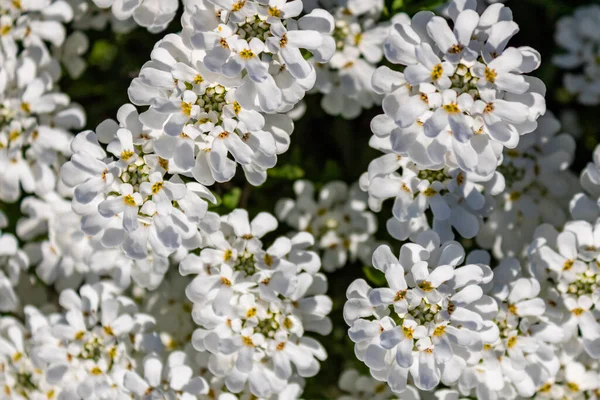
60, 114, 221, 262
529, 221, 600, 359
2, 0, 600, 398
275, 180, 378, 271
372, 0, 546, 178
456, 257, 564, 399
360, 153, 504, 242
307, 0, 392, 119
344, 232, 497, 393
553, 5, 600, 105
0, 0, 74, 63
181, 209, 332, 397
477, 112, 578, 259
0, 210, 28, 313
0, 49, 85, 203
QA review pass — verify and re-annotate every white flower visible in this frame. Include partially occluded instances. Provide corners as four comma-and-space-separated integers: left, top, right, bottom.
275, 180, 378, 271
311, 5, 392, 119
374, 0, 545, 177
182, 209, 331, 397
529, 222, 600, 358
553, 5, 600, 105
337, 368, 420, 399
90, 0, 178, 32
124, 352, 208, 398
0, 211, 28, 313
344, 233, 496, 393
477, 112, 577, 259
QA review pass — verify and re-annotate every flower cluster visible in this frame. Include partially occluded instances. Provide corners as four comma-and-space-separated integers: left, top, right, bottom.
360, 154, 503, 242
181, 209, 332, 398
553, 5, 600, 105
571, 143, 600, 222
0, 0, 88, 312
530, 221, 600, 358
2, 0, 600, 399
345, 232, 600, 398
372, 0, 545, 178
476, 112, 578, 259
85, 0, 179, 33
344, 233, 497, 392
308, 0, 391, 119
61, 0, 338, 269
276, 180, 378, 271
0, 282, 214, 399
61, 117, 221, 262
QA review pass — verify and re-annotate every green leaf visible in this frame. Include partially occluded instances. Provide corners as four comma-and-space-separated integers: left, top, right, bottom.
405, 0, 445, 13
267, 164, 305, 180
391, 0, 404, 12
362, 266, 387, 286
88, 40, 118, 70
222, 188, 242, 209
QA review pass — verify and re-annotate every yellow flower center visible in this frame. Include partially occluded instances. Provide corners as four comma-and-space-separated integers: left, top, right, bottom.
233, 101, 242, 115
232, 0, 246, 11
443, 103, 460, 113
394, 290, 407, 301
431, 64, 444, 81
268, 6, 281, 17
433, 325, 446, 337
507, 336, 517, 348
563, 259, 574, 271
571, 307, 584, 316
123, 194, 137, 206
422, 187, 438, 197
418, 281, 434, 292
151, 181, 163, 194
448, 44, 464, 54
538, 383, 552, 393
239, 49, 255, 59
120, 150, 134, 161
566, 382, 580, 392
354, 33, 363, 46
485, 67, 497, 83
181, 102, 193, 116
263, 254, 273, 267
221, 276, 232, 286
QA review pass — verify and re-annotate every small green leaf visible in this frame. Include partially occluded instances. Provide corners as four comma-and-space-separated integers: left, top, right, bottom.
391, 0, 404, 12
362, 266, 387, 286
222, 188, 242, 209
88, 40, 118, 70
267, 164, 305, 180
406, 0, 445, 13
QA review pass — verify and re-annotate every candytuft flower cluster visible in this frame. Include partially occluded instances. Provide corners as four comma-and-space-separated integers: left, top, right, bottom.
1, 0, 600, 398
